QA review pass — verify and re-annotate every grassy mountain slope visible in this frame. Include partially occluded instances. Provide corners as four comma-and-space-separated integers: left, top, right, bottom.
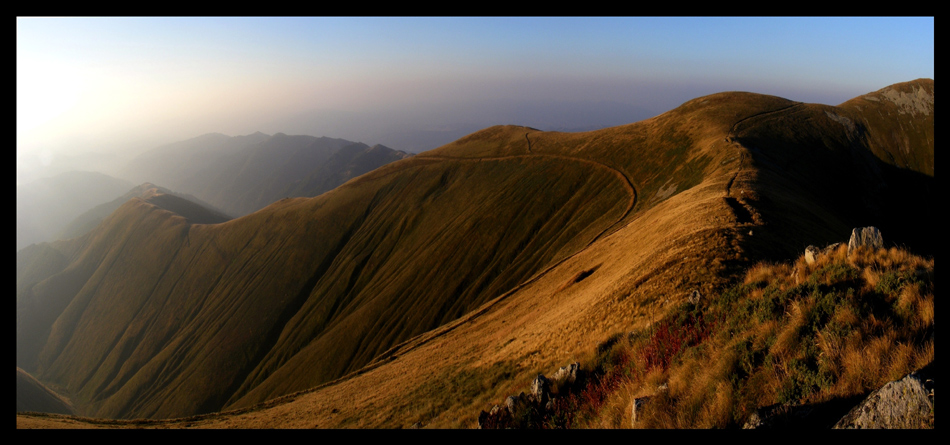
16, 79, 933, 427
57, 183, 231, 242
280, 142, 413, 202
17, 149, 631, 419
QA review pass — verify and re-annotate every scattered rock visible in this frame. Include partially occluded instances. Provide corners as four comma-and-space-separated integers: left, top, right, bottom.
804, 245, 821, 265
630, 385, 667, 427
631, 396, 652, 427
479, 362, 583, 428
550, 363, 580, 394
688, 289, 702, 305
742, 408, 767, 429
847, 226, 883, 256
805, 242, 842, 265
506, 392, 530, 420
531, 374, 551, 407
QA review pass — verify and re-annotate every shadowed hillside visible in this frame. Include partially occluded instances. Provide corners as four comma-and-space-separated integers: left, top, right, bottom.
16, 79, 933, 426
17, 367, 74, 415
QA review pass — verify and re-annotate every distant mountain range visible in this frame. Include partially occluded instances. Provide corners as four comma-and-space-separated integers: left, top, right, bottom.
120, 132, 412, 217
16, 79, 933, 426
16, 132, 412, 251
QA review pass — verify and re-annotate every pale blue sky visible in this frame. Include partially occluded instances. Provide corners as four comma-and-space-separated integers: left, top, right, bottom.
17, 17, 934, 160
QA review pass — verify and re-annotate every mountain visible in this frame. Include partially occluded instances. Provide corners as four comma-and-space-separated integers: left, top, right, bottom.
15, 79, 933, 426
120, 132, 412, 217
16, 171, 134, 252
118, 132, 268, 193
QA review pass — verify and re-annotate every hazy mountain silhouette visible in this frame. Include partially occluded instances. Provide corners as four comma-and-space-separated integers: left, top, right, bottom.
120, 132, 411, 217
16, 171, 134, 252
16, 79, 933, 425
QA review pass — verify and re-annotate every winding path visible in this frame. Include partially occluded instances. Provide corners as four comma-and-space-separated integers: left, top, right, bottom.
357, 134, 639, 365
725, 102, 804, 197
185, 130, 643, 413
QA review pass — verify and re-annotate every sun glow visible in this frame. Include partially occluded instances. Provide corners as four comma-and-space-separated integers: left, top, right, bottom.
16, 56, 86, 137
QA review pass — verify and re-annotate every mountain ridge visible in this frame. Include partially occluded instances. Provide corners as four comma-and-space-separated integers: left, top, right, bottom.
16, 79, 933, 426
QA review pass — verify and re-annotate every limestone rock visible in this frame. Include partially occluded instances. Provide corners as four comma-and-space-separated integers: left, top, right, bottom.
805, 243, 843, 265
631, 396, 652, 427
833, 369, 934, 429
477, 404, 510, 429
530, 374, 551, 407
688, 289, 702, 305
505, 392, 530, 420
848, 226, 883, 256
742, 409, 766, 429
805, 245, 821, 265
550, 362, 580, 393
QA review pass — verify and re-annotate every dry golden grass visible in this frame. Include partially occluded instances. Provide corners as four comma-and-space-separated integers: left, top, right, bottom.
611, 244, 933, 428
17, 80, 933, 429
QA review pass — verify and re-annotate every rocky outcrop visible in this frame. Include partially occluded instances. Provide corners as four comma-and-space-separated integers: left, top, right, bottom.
630, 383, 667, 427
477, 362, 582, 428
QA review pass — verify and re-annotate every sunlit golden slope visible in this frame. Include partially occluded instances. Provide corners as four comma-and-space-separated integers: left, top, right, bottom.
16, 79, 932, 427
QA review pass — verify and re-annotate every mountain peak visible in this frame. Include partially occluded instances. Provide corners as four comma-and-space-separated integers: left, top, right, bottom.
845, 78, 934, 116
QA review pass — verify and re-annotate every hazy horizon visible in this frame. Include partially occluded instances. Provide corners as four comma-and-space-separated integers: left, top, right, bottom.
17, 17, 933, 184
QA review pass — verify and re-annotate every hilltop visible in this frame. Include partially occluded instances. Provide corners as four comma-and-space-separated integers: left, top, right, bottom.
16, 79, 933, 427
